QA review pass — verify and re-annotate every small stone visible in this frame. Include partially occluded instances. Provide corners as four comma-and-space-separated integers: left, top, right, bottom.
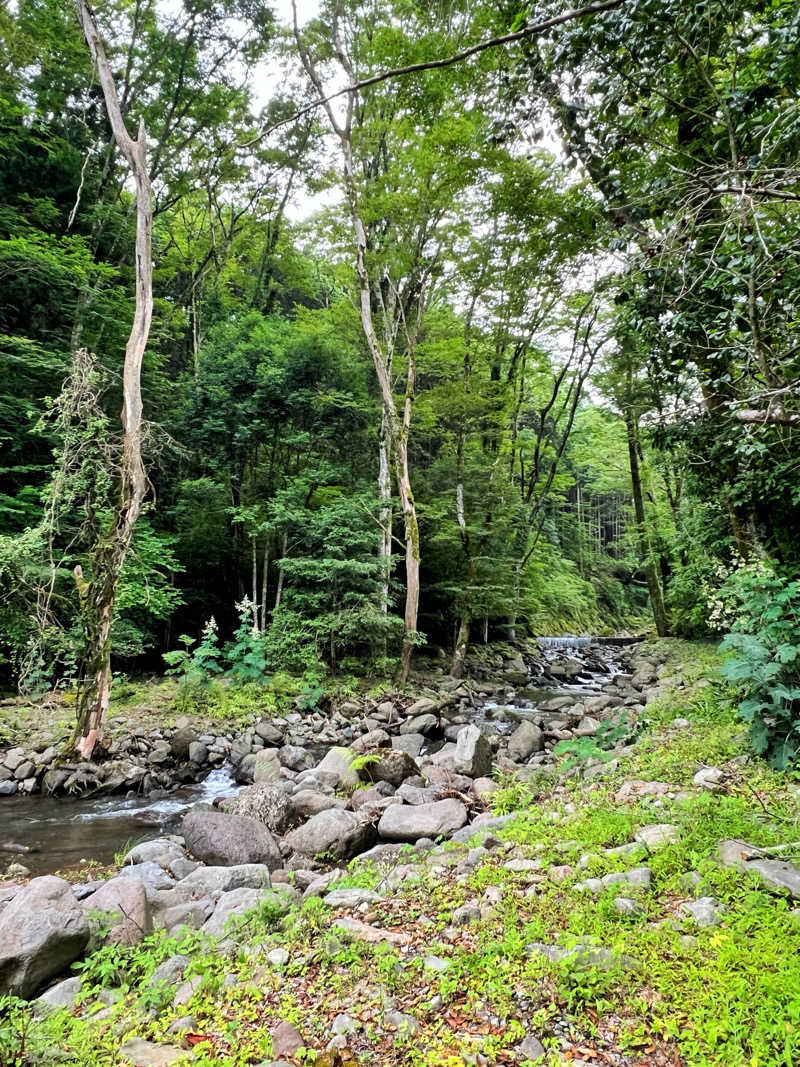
331, 1013, 360, 1035
693, 767, 725, 792
323, 888, 383, 909
634, 824, 679, 850
452, 903, 481, 926
423, 954, 450, 972
517, 1034, 546, 1061
613, 897, 642, 917
680, 897, 722, 927
270, 1020, 304, 1059
382, 1010, 419, 1037
267, 948, 290, 967
119, 1038, 186, 1066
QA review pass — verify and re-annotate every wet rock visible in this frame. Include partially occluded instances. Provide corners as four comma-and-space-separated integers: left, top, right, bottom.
284, 809, 376, 861
170, 726, 199, 761
0, 875, 90, 998
377, 799, 468, 842
453, 725, 492, 778
183, 808, 282, 870
188, 742, 208, 764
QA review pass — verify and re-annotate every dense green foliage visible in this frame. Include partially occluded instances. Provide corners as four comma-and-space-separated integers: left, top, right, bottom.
0, 0, 798, 735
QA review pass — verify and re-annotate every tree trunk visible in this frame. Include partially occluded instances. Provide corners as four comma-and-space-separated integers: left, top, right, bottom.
451, 610, 470, 678
274, 530, 287, 612
251, 535, 258, 631
378, 411, 392, 613
624, 403, 669, 637
292, 10, 423, 683
74, 0, 153, 759
259, 538, 269, 632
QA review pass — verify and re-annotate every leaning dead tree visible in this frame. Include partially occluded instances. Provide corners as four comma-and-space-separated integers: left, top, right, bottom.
73, 0, 153, 758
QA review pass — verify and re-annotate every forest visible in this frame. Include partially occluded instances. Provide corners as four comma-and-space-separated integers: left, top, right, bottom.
0, 0, 800, 1064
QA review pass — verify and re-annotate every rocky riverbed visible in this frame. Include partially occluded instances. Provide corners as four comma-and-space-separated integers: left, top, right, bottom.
0, 637, 675, 1000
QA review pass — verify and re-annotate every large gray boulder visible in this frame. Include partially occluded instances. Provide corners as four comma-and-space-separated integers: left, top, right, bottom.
182, 808, 282, 869
82, 876, 152, 946
284, 809, 376, 861
507, 721, 544, 762
0, 875, 90, 998
358, 749, 420, 788
222, 782, 292, 834
453, 725, 492, 778
377, 799, 468, 842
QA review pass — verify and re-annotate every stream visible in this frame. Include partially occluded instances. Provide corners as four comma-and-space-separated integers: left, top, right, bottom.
0, 638, 635, 877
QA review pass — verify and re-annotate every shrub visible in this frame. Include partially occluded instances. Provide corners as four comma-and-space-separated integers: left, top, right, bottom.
715, 562, 800, 769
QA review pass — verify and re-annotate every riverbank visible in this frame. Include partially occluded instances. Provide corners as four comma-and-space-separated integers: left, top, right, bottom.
3, 639, 800, 1066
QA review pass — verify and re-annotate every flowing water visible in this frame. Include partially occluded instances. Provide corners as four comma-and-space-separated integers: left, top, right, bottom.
0, 638, 637, 876
0, 766, 239, 876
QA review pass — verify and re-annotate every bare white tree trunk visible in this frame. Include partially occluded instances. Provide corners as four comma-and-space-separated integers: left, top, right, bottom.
74, 0, 153, 759
259, 537, 269, 632
378, 409, 392, 614
274, 530, 287, 612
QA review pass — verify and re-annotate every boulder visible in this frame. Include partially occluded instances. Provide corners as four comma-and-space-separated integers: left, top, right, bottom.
377, 799, 468, 842
391, 734, 425, 757
223, 783, 292, 834
200, 887, 260, 936
253, 748, 282, 784
506, 721, 544, 762
453, 725, 492, 778
178, 864, 272, 895
290, 789, 347, 818
358, 749, 420, 787
400, 714, 438, 735
34, 976, 82, 1017
284, 809, 376, 861
271, 1020, 305, 1059
405, 697, 439, 717
123, 839, 185, 869
0, 876, 90, 998
279, 745, 313, 771
314, 746, 359, 792
182, 808, 282, 869
169, 726, 199, 761
254, 720, 284, 745
83, 876, 152, 946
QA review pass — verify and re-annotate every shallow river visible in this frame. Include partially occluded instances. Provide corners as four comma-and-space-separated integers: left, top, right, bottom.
0, 766, 239, 876
0, 638, 633, 876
